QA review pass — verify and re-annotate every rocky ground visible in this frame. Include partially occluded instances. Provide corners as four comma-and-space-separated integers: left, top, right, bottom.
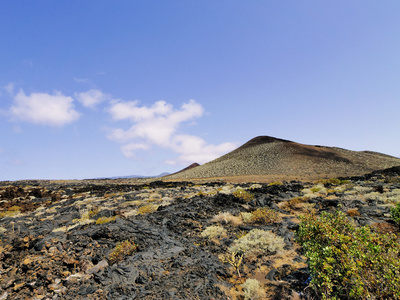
0, 168, 400, 300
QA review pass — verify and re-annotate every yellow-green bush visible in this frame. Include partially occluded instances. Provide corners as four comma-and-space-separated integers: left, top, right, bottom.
108, 240, 137, 265
201, 225, 227, 240
0, 206, 21, 218
233, 189, 254, 202
241, 279, 265, 300
137, 204, 158, 215
250, 207, 281, 224
297, 210, 400, 299
96, 216, 117, 224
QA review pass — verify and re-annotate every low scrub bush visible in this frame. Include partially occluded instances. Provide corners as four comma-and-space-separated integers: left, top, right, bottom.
250, 207, 281, 224
201, 225, 227, 240
233, 189, 254, 202
317, 178, 350, 186
137, 204, 158, 215
240, 212, 254, 224
297, 210, 400, 299
96, 216, 117, 224
241, 279, 265, 300
229, 229, 285, 258
0, 206, 21, 218
108, 240, 137, 265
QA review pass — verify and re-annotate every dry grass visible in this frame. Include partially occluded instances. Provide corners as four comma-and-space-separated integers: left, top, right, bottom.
211, 212, 243, 226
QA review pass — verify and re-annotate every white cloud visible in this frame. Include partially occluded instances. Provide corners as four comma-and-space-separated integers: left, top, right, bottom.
120, 143, 150, 158
4, 83, 15, 94
74, 77, 89, 83
170, 135, 237, 164
108, 99, 237, 164
10, 90, 81, 126
75, 89, 108, 108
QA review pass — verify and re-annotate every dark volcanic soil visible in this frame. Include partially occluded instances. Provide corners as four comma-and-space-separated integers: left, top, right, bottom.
0, 170, 400, 299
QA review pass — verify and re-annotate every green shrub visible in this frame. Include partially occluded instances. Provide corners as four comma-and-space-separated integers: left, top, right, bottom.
108, 240, 137, 265
391, 203, 400, 225
229, 229, 285, 258
297, 210, 400, 299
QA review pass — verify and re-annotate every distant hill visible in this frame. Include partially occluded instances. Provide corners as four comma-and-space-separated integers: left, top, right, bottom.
97, 172, 170, 180
168, 162, 200, 176
165, 136, 400, 182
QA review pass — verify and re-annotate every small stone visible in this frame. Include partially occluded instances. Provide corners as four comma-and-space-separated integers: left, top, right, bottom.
13, 282, 25, 291
61, 271, 71, 277
22, 257, 33, 265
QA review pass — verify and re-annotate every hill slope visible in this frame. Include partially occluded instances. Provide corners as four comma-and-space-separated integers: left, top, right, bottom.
166, 136, 400, 181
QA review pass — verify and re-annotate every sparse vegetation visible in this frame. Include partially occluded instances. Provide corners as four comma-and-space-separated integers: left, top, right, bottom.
268, 181, 283, 186
317, 178, 350, 185
201, 225, 227, 240
240, 212, 253, 224
297, 210, 400, 299
108, 240, 138, 265
249, 207, 281, 224
0, 206, 21, 218
96, 216, 117, 224
233, 189, 254, 202
241, 279, 265, 300
137, 204, 158, 215
229, 229, 285, 258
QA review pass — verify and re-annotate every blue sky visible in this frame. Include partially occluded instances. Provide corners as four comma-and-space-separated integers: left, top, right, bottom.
1, 1, 400, 180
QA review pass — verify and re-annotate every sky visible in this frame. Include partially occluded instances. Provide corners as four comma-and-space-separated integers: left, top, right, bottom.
1, 1, 400, 181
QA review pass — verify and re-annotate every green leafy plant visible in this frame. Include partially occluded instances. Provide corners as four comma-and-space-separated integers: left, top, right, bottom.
297, 210, 400, 299
108, 240, 138, 265
391, 203, 400, 225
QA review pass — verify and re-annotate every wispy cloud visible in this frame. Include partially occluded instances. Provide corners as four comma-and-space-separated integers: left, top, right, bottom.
4, 83, 15, 94
108, 99, 237, 164
74, 77, 90, 84
9, 90, 81, 126
75, 89, 109, 109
